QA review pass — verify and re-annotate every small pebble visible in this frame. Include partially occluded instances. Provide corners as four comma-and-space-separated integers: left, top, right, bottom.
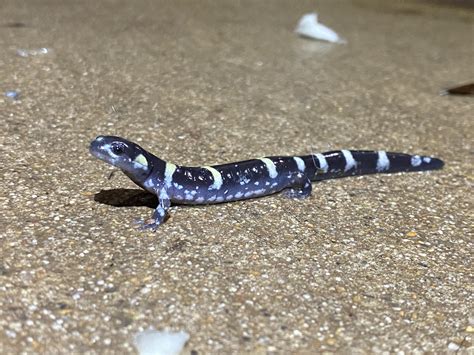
293, 329, 302, 337
406, 231, 417, 237
447, 342, 460, 351
6, 329, 17, 338
5, 90, 20, 100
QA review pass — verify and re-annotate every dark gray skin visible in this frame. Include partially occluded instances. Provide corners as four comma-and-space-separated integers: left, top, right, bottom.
90, 135, 443, 230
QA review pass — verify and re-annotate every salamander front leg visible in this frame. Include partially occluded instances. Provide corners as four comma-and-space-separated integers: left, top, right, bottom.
282, 172, 312, 199
140, 192, 171, 231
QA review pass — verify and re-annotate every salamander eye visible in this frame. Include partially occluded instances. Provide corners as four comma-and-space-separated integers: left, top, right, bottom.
111, 143, 125, 155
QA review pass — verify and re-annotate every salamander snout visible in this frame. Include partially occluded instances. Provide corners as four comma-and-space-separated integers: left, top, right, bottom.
89, 136, 110, 160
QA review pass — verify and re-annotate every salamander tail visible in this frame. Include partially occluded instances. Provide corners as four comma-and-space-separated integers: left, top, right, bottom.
304, 150, 444, 181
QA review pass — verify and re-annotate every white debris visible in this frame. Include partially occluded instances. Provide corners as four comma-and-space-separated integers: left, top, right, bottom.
295, 13, 345, 44
447, 342, 460, 351
5, 90, 20, 100
133, 329, 190, 355
16, 47, 50, 57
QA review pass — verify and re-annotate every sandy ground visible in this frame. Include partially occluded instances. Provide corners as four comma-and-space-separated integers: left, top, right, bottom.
1, 0, 473, 353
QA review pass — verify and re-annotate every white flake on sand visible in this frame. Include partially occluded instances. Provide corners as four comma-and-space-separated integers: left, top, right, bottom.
295, 13, 345, 43
133, 329, 189, 355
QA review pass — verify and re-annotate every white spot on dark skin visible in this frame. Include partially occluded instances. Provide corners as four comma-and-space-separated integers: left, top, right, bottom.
411, 155, 422, 167
144, 179, 155, 189
293, 157, 306, 172
239, 176, 250, 185
341, 150, 357, 172
204, 166, 223, 190
314, 153, 328, 173
133, 154, 148, 168
159, 189, 169, 200
260, 158, 278, 178
164, 163, 177, 187
376, 151, 390, 172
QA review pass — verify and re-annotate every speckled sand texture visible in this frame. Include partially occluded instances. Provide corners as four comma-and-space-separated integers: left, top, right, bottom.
1, 0, 473, 353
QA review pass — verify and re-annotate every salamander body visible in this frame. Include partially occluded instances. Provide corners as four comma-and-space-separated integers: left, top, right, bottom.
90, 136, 444, 230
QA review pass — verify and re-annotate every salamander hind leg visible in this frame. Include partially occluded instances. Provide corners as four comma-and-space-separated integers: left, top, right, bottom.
282, 172, 312, 199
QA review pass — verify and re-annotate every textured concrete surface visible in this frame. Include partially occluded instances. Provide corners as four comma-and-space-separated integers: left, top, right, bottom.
1, 0, 473, 353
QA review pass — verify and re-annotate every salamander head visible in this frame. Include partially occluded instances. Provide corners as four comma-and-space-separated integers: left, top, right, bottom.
90, 136, 153, 182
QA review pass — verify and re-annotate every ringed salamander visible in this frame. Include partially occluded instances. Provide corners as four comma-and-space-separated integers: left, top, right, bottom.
90, 135, 443, 230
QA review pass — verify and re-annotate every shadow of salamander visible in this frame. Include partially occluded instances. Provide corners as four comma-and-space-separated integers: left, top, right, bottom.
94, 189, 157, 209
93, 189, 202, 209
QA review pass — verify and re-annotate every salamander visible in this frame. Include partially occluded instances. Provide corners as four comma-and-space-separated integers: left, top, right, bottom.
89, 135, 444, 230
